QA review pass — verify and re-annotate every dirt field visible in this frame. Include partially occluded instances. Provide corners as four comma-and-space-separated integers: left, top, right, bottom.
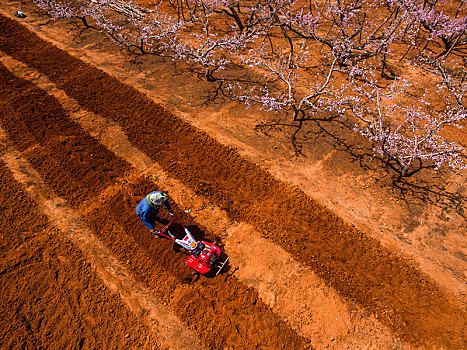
0, 2, 466, 349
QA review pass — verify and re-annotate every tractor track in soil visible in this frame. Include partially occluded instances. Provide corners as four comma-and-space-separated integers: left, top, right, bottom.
0, 10, 466, 349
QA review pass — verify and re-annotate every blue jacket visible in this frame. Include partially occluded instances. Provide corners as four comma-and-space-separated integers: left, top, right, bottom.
136, 191, 172, 230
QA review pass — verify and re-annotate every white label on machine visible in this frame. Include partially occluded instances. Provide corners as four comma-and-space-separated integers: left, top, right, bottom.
175, 229, 197, 250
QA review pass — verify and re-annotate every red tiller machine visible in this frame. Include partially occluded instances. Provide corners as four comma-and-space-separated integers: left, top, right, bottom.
155, 213, 229, 275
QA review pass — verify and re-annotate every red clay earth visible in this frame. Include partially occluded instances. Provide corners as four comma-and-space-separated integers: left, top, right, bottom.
0, 8, 466, 350
0, 61, 308, 348
0, 161, 163, 349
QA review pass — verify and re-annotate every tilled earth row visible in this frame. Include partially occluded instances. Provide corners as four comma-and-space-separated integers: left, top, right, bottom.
0, 156, 162, 349
0, 61, 308, 348
0, 13, 466, 349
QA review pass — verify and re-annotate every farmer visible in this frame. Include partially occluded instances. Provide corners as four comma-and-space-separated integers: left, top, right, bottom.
136, 191, 173, 237
14, 10, 26, 18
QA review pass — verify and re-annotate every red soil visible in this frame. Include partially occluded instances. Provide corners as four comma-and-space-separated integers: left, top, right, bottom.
0, 7, 466, 350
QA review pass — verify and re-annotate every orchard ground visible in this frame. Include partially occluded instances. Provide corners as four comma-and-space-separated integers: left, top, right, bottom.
0, 1, 466, 349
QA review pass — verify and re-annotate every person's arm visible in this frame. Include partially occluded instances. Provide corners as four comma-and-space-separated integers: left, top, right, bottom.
144, 219, 159, 237
163, 199, 173, 213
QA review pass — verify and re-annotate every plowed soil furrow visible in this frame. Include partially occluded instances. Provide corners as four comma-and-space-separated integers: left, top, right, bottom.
1, 14, 466, 348
1, 130, 201, 350
0, 160, 162, 349
0, 51, 408, 349
0, 59, 131, 203
0, 61, 309, 349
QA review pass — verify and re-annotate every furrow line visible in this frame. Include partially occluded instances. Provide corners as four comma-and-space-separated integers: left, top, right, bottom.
0, 51, 407, 349
0, 55, 308, 349
0, 126, 201, 350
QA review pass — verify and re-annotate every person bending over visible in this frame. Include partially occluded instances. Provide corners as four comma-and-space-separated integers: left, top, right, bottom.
136, 191, 173, 237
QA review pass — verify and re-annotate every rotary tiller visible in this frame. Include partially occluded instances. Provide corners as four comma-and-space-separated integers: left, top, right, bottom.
155, 213, 229, 276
